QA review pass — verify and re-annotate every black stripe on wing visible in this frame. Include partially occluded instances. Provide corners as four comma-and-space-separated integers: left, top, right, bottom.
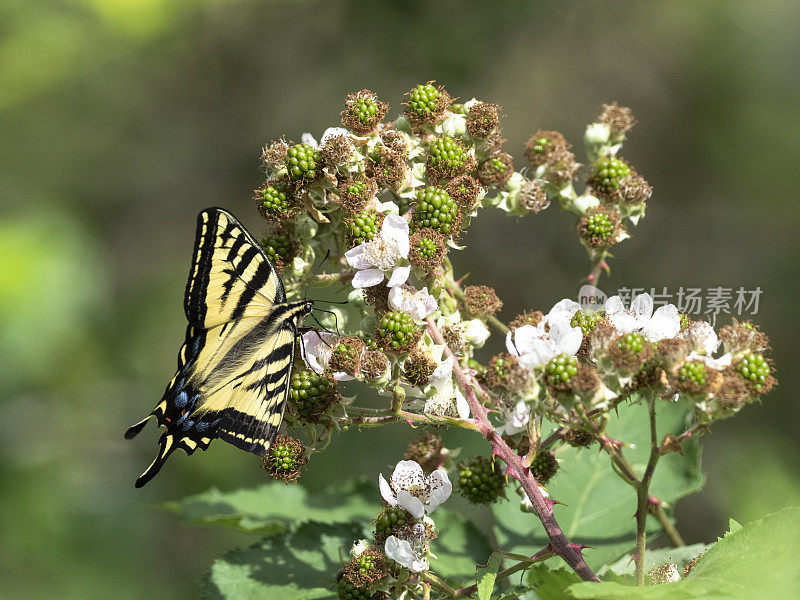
184, 207, 286, 326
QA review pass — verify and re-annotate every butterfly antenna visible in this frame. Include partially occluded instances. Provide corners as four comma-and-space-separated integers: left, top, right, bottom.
304, 249, 331, 300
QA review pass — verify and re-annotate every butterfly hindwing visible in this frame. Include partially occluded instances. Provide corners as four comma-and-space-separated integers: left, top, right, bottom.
126, 208, 312, 487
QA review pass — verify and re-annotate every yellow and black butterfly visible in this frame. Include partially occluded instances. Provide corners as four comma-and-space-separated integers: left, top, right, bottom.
126, 207, 313, 487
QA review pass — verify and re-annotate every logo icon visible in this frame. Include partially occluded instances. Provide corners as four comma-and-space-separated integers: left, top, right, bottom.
578, 285, 607, 313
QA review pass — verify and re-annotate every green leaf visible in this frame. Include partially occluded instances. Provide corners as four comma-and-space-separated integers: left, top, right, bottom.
527, 565, 582, 600
476, 552, 502, 600
493, 400, 704, 569
567, 506, 800, 599
601, 543, 709, 578
199, 521, 366, 600
726, 518, 742, 534
429, 509, 494, 583
166, 479, 376, 535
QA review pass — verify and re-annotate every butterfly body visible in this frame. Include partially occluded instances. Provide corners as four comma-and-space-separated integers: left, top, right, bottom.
126, 208, 312, 487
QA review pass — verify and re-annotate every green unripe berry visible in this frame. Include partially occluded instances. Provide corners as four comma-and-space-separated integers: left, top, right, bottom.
570, 311, 603, 335
290, 368, 334, 420
489, 156, 507, 173
416, 237, 437, 259
412, 187, 458, 235
427, 136, 467, 175
457, 456, 506, 504
545, 353, 578, 385
618, 332, 645, 354
678, 361, 707, 387
351, 97, 379, 124
374, 506, 412, 542
583, 212, 614, 240
591, 157, 631, 194
348, 211, 379, 246
261, 234, 291, 264
377, 310, 419, 351
529, 136, 554, 157
530, 450, 560, 485
285, 143, 320, 181
407, 83, 442, 117
337, 579, 373, 600
736, 351, 770, 391
259, 184, 291, 215
449, 103, 467, 114
269, 443, 296, 473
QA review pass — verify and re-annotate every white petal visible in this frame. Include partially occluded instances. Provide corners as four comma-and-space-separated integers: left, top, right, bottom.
392, 460, 425, 486
352, 268, 385, 288
517, 338, 557, 369
688, 351, 731, 370
301, 132, 318, 148
510, 400, 531, 429
550, 320, 583, 356
396, 490, 425, 519
387, 266, 411, 288
429, 355, 454, 390
410, 556, 429, 573
381, 214, 411, 257
464, 320, 490, 346
385, 536, 415, 569
644, 304, 680, 341
631, 293, 654, 320
609, 312, 638, 334
344, 244, 372, 269
379, 473, 398, 506
547, 299, 581, 322
455, 388, 471, 419
604, 295, 626, 315
507, 324, 541, 356
425, 469, 452, 513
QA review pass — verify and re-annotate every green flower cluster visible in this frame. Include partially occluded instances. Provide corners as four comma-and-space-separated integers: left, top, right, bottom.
591, 156, 631, 194
259, 184, 291, 215
348, 211, 380, 246
412, 187, 458, 235
286, 143, 320, 181
545, 354, 578, 385
618, 332, 645, 353
377, 310, 419, 351
457, 456, 505, 504
679, 361, 707, 387
736, 351, 770, 391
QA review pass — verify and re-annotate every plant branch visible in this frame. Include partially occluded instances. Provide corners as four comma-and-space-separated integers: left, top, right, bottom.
634, 397, 660, 585
426, 317, 600, 583
451, 546, 556, 598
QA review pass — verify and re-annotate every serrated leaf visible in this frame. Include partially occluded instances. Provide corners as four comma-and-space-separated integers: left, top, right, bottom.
199, 521, 366, 600
429, 509, 493, 583
165, 479, 376, 535
526, 565, 582, 600
568, 506, 800, 599
493, 401, 704, 569
476, 552, 502, 600
726, 518, 742, 534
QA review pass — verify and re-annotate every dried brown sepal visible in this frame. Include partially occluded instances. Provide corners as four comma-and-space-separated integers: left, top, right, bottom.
319, 134, 356, 169
565, 427, 596, 448
633, 359, 669, 393
445, 174, 483, 213
486, 353, 531, 392
547, 362, 598, 396
340, 89, 389, 135
509, 310, 544, 330
659, 433, 684, 456
377, 123, 409, 157
262, 435, 308, 483
341, 547, 390, 588
609, 335, 655, 371
337, 176, 378, 215
466, 102, 500, 138
440, 324, 467, 356
718, 319, 770, 354
599, 101, 636, 136
656, 338, 690, 369
463, 284, 503, 317
525, 130, 570, 166
364, 282, 391, 314
408, 228, 447, 273
618, 172, 653, 204
576, 205, 623, 249
370, 147, 409, 191
716, 369, 751, 409
404, 349, 437, 388
328, 336, 366, 376
405, 432, 444, 474
477, 151, 514, 187
675, 362, 723, 395
359, 349, 389, 381
520, 178, 550, 213
261, 138, 289, 174
545, 148, 580, 186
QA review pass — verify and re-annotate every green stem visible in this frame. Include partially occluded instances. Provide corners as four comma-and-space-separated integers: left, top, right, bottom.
452, 547, 555, 597
420, 572, 457, 597
634, 397, 660, 586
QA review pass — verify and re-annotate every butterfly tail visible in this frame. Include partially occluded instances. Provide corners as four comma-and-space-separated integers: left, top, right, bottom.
134, 433, 177, 488
124, 415, 152, 440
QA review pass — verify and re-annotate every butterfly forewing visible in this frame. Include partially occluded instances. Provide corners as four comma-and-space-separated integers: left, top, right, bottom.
126, 208, 311, 487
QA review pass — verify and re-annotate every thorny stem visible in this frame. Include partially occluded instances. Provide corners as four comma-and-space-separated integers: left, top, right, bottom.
584, 251, 609, 297
651, 503, 686, 547
634, 397, 660, 585
426, 317, 600, 583
341, 405, 479, 431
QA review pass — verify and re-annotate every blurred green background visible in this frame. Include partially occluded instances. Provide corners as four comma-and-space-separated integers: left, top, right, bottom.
2, 0, 798, 597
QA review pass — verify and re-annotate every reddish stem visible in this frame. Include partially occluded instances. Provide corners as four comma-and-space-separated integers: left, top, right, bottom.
426, 318, 600, 583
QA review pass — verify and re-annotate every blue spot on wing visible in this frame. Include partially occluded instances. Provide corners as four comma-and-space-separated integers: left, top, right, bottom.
175, 392, 188, 408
